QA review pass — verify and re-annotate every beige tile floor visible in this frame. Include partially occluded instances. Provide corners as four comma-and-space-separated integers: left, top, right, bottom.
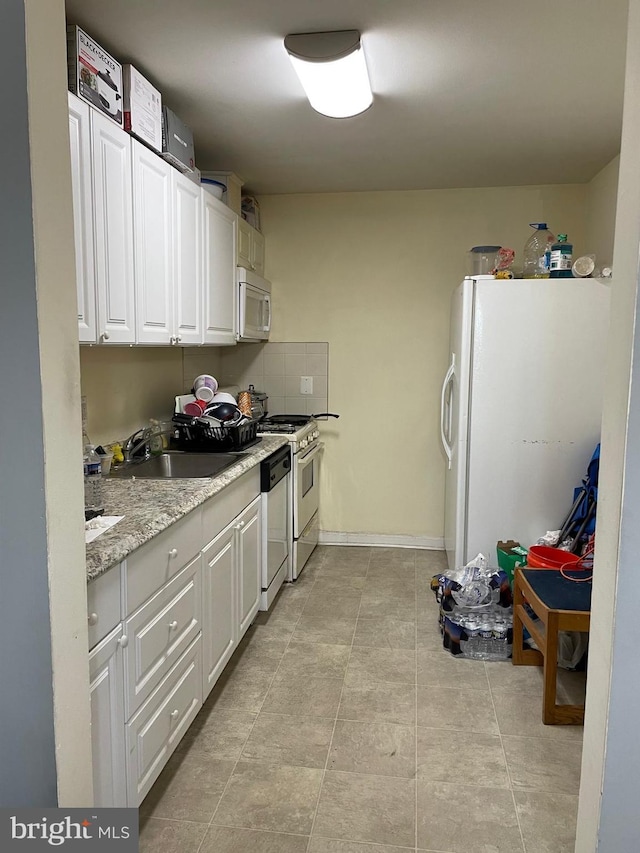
139, 545, 586, 853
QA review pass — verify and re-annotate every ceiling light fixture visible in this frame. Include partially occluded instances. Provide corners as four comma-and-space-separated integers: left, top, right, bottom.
284, 30, 373, 119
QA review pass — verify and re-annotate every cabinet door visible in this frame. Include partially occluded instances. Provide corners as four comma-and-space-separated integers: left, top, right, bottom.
127, 636, 202, 806
132, 140, 173, 344
202, 191, 237, 345
237, 218, 252, 270
201, 523, 237, 697
68, 93, 97, 343
91, 111, 135, 343
237, 496, 262, 638
89, 624, 128, 807
173, 171, 203, 345
124, 554, 201, 716
251, 228, 265, 277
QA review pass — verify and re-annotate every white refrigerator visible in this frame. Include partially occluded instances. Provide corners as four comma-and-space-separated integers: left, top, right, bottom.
441, 276, 610, 571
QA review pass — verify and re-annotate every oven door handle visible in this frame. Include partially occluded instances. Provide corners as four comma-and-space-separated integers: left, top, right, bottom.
298, 441, 324, 464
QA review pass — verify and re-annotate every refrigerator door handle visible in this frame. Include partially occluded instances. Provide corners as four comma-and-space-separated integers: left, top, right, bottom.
440, 355, 455, 469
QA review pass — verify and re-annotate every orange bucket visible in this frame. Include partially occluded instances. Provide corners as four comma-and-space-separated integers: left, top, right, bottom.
527, 545, 582, 569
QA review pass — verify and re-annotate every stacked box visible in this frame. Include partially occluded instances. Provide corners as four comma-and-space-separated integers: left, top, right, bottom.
496, 540, 529, 586
123, 65, 162, 151
67, 25, 123, 127
161, 106, 196, 174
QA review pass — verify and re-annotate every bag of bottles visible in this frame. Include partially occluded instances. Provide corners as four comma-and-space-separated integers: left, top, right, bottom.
430, 554, 513, 660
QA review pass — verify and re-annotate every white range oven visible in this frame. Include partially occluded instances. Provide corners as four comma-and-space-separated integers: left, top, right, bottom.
257, 414, 338, 579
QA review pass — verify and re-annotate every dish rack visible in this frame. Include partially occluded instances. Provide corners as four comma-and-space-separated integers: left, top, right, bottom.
172, 414, 259, 452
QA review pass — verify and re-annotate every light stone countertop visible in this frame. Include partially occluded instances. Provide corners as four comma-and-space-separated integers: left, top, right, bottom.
86, 436, 289, 582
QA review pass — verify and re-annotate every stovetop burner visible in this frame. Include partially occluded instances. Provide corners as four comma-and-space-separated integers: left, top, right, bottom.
262, 414, 313, 427
256, 422, 299, 434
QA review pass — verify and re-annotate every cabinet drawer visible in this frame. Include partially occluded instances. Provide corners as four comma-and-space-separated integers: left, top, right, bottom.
87, 564, 122, 650
125, 508, 202, 615
202, 469, 260, 546
124, 555, 201, 717
127, 635, 202, 806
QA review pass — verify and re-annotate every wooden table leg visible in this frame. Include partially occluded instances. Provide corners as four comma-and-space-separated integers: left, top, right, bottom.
512, 572, 526, 665
542, 611, 559, 724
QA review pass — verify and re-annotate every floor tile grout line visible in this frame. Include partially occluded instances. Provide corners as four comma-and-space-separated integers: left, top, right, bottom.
303, 547, 372, 853
201, 550, 326, 847
486, 662, 527, 853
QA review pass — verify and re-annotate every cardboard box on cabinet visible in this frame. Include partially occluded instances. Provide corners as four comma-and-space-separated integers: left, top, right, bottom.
67, 25, 123, 127
123, 64, 162, 151
161, 106, 196, 173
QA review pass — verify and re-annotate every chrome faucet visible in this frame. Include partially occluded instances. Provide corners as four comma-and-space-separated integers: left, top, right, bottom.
122, 426, 153, 463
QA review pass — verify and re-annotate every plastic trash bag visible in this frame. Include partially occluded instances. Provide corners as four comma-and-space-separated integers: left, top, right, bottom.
430, 553, 513, 613
558, 631, 589, 670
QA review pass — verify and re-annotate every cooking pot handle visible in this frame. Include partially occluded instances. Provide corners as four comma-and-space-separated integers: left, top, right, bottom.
440, 356, 455, 469
311, 413, 340, 419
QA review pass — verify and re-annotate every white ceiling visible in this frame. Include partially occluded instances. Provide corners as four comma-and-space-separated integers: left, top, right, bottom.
64, 0, 628, 195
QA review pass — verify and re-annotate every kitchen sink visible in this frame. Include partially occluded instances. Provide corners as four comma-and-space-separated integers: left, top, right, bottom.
107, 451, 246, 479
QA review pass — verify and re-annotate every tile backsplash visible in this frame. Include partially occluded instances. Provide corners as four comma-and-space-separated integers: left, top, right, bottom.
217, 342, 329, 416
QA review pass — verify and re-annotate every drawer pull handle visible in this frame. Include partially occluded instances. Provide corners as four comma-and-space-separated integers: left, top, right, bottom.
169, 548, 178, 559
88, 612, 99, 626
168, 620, 179, 631
170, 709, 179, 721
117, 635, 129, 649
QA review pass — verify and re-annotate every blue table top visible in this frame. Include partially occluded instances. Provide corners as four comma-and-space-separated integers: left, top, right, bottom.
521, 568, 592, 612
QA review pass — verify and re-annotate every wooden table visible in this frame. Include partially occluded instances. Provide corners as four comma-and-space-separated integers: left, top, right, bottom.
512, 567, 591, 724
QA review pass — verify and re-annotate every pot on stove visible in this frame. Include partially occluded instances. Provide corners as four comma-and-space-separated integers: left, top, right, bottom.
244, 384, 268, 420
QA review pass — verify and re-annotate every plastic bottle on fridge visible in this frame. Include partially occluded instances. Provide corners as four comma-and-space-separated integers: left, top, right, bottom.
522, 223, 555, 278
549, 234, 573, 278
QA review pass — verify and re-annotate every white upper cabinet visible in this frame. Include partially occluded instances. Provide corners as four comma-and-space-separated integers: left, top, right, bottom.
237, 218, 265, 276
91, 110, 136, 343
68, 98, 249, 348
132, 140, 173, 344
172, 171, 203, 345
68, 93, 97, 343
202, 190, 237, 345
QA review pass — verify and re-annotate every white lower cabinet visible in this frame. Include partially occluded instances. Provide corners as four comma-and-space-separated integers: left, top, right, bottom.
126, 636, 202, 805
89, 625, 128, 807
202, 523, 237, 697
87, 469, 263, 807
201, 491, 262, 699
124, 555, 201, 716
238, 496, 262, 637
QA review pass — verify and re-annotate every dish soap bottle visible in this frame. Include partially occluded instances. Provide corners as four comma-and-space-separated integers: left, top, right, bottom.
549, 234, 573, 278
522, 223, 555, 278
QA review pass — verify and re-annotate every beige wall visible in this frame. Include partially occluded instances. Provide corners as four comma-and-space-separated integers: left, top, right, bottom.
586, 155, 620, 269
80, 347, 185, 446
259, 184, 589, 542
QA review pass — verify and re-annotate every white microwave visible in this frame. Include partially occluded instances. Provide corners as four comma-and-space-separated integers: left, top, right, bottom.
237, 267, 271, 341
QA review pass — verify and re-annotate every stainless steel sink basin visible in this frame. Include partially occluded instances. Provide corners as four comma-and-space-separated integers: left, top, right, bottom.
107, 452, 245, 479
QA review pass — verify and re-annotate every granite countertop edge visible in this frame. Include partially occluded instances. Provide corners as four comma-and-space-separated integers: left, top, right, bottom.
86, 436, 289, 583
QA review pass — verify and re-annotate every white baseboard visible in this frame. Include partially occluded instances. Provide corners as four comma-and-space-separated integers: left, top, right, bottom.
319, 531, 444, 550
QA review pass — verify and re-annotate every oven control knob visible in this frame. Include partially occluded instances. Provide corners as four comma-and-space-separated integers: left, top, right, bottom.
300, 438, 308, 449
313, 430, 320, 439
